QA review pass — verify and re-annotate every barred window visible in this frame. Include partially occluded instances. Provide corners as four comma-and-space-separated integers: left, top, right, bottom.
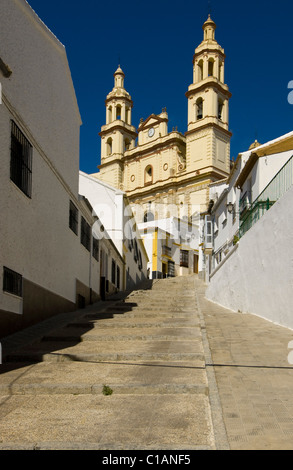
69, 201, 79, 235
180, 250, 189, 268
111, 259, 116, 285
134, 239, 138, 262
92, 237, 99, 261
10, 121, 32, 198
117, 266, 120, 289
138, 250, 143, 271
3, 267, 23, 297
168, 260, 175, 277
81, 217, 91, 251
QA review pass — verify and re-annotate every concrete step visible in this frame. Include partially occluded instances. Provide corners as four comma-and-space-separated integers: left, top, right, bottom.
19, 337, 203, 353
85, 311, 197, 319
67, 318, 201, 329
0, 359, 207, 393
41, 326, 202, 342
0, 393, 215, 450
0, 382, 208, 396
0, 275, 219, 450
6, 351, 205, 365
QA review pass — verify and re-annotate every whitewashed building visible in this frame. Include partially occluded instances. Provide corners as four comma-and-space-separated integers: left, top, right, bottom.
0, 0, 124, 338
138, 217, 199, 279
203, 131, 293, 282
79, 172, 149, 290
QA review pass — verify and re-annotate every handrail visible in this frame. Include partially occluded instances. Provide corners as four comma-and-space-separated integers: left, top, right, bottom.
240, 154, 293, 237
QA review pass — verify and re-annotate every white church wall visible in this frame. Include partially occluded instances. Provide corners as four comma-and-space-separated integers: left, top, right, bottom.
206, 185, 293, 329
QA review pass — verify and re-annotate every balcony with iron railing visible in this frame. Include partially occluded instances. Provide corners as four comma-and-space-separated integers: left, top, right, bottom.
239, 155, 293, 238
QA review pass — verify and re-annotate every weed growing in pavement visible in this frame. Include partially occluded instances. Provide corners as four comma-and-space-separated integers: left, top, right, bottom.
102, 385, 113, 396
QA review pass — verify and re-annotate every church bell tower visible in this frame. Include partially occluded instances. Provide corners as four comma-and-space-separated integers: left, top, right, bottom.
185, 16, 232, 181
97, 66, 137, 189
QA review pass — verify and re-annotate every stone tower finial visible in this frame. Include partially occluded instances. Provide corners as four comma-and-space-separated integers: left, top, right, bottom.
114, 65, 125, 88
202, 15, 216, 41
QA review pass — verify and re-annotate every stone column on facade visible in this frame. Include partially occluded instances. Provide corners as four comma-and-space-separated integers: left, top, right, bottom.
203, 55, 208, 80
193, 61, 197, 84
121, 102, 126, 122
128, 106, 132, 125
220, 61, 225, 83
214, 56, 219, 80
223, 99, 229, 126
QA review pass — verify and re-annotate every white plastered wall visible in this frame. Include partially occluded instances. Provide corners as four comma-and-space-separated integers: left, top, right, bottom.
206, 185, 293, 329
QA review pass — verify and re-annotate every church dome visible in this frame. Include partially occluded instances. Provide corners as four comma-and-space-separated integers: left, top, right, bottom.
114, 66, 125, 76
202, 15, 216, 30
249, 140, 261, 150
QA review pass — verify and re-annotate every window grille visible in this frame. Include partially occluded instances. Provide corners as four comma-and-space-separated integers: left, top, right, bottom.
134, 239, 138, 262
81, 217, 91, 251
10, 121, 32, 198
116, 266, 120, 289
92, 237, 99, 261
168, 260, 175, 277
138, 250, 143, 271
69, 201, 79, 235
180, 250, 189, 268
3, 267, 22, 297
111, 259, 116, 285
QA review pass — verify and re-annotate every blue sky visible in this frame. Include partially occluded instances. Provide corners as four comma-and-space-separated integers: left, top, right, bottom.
27, 0, 293, 175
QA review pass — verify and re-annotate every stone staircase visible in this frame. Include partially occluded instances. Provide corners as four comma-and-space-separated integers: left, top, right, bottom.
0, 275, 219, 450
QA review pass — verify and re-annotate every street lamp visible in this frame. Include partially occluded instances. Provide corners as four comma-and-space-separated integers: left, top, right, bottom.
226, 202, 234, 214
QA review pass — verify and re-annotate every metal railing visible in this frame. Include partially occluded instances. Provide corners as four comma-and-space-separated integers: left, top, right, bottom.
239, 190, 252, 216
239, 155, 293, 238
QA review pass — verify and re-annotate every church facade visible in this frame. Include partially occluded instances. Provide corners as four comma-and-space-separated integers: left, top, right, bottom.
93, 16, 232, 278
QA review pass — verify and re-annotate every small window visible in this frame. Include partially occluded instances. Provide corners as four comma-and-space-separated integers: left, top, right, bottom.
222, 211, 227, 227
69, 201, 79, 235
3, 267, 22, 297
206, 220, 213, 243
10, 121, 32, 198
106, 138, 113, 156
168, 260, 175, 277
134, 239, 138, 262
116, 105, 121, 120
196, 98, 203, 120
138, 250, 143, 271
143, 211, 154, 223
111, 259, 116, 285
218, 99, 224, 120
232, 203, 236, 224
180, 250, 189, 268
208, 59, 214, 77
145, 165, 153, 185
81, 217, 91, 251
116, 265, 120, 289
92, 237, 99, 261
